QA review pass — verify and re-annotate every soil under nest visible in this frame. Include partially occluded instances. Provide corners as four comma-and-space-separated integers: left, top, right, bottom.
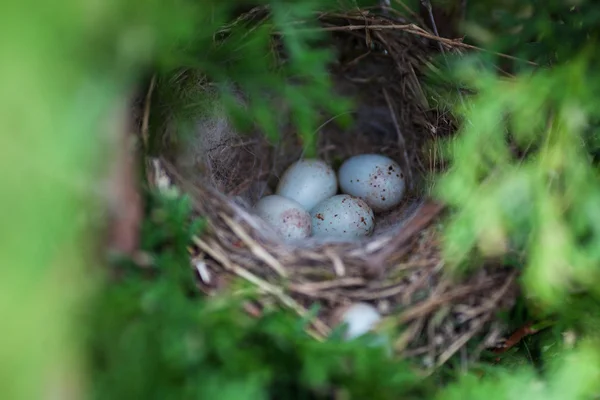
144, 7, 519, 368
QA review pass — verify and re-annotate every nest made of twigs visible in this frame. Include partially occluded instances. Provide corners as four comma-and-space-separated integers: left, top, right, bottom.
145, 7, 518, 368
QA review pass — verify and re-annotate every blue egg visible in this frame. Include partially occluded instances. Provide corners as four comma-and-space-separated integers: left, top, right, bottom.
338, 154, 405, 213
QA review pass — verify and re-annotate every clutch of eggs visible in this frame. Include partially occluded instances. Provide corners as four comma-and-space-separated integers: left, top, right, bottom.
253, 154, 405, 241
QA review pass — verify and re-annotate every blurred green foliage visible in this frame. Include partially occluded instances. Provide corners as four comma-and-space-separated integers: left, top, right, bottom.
0, 0, 162, 397
464, 0, 600, 67
150, 0, 354, 158
428, 0, 600, 395
434, 0, 600, 312
437, 57, 600, 310
436, 339, 600, 400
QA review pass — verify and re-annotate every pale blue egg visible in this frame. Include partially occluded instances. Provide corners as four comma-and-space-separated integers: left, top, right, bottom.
338, 154, 405, 213
254, 195, 312, 240
310, 195, 374, 239
276, 159, 338, 211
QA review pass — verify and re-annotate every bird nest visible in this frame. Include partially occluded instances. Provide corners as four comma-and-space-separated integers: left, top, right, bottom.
143, 7, 518, 368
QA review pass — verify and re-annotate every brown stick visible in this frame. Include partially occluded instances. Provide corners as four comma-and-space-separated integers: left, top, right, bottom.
307, 23, 537, 66
492, 321, 540, 354
365, 200, 445, 277
106, 95, 144, 256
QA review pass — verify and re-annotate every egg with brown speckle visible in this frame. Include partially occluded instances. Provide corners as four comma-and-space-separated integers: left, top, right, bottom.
310, 195, 374, 239
338, 154, 405, 213
254, 195, 312, 241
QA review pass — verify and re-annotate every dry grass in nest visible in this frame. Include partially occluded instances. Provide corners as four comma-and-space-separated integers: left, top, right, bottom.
143, 6, 519, 368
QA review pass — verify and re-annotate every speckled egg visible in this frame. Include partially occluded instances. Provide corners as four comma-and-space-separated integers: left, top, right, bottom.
276, 159, 337, 211
338, 154, 405, 213
310, 195, 374, 239
254, 195, 311, 240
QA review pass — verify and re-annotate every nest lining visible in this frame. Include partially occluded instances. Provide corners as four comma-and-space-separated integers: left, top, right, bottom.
148, 8, 518, 366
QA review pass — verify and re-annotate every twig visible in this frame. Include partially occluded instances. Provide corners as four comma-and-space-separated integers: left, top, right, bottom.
382, 87, 413, 187
392, 0, 423, 22
435, 316, 488, 368
348, 282, 410, 301
141, 74, 156, 152
302, 23, 537, 66
471, 321, 503, 360
456, 271, 517, 318
366, 200, 444, 277
313, 111, 354, 135
397, 278, 497, 324
492, 322, 544, 354
428, 272, 516, 368
289, 277, 366, 293
193, 235, 330, 338
419, 0, 440, 38
419, 0, 473, 121
140, 75, 173, 195
220, 213, 288, 278
394, 318, 425, 353
324, 248, 346, 277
